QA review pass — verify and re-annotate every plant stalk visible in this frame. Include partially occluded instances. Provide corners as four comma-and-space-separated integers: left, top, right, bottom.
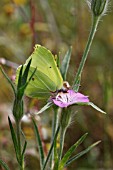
58, 127, 66, 163
73, 16, 100, 89
16, 121, 24, 170
49, 107, 59, 169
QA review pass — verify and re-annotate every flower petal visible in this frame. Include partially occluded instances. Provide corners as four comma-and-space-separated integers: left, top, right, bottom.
52, 90, 89, 108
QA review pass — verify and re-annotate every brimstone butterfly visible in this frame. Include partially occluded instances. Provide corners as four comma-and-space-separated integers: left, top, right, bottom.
16, 44, 63, 99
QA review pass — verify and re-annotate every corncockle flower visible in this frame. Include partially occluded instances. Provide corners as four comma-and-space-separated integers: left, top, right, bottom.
37, 81, 105, 114
52, 89, 89, 108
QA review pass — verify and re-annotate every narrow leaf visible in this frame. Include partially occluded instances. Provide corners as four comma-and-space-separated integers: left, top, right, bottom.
32, 119, 44, 170
8, 117, 19, 162
24, 67, 37, 87
0, 66, 16, 96
18, 67, 37, 99
43, 125, 60, 170
65, 141, 101, 167
88, 102, 106, 114
21, 59, 32, 86
17, 65, 23, 90
22, 141, 27, 158
36, 102, 53, 114
60, 47, 72, 80
73, 75, 81, 92
58, 133, 88, 170
0, 159, 10, 170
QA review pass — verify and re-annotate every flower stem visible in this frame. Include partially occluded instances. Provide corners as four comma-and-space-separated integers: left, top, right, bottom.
16, 121, 24, 170
49, 107, 59, 169
58, 127, 66, 162
56, 109, 71, 169
73, 16, 100, 90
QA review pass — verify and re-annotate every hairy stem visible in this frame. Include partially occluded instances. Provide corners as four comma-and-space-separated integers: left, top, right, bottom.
49, 107, 59, 169
16, 121, 24, 170
58, 127, 66, 163
73, 16, 100, 89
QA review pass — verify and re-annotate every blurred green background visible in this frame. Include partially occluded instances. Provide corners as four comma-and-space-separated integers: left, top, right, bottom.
0, 0, 113, 169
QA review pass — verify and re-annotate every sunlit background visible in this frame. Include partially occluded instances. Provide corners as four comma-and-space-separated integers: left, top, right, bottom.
0, 0, 113, 169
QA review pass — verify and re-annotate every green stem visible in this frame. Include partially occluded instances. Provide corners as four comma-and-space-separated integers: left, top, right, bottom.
73, 16, 100, 89
43, 125, 60, 170
58, 127, 66, 162
16, 121, 24, 170
53, 127, 66, 170
49, 107, 59, 169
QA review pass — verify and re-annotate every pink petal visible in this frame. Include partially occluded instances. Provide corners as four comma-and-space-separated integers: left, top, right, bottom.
52, 90, 89, 108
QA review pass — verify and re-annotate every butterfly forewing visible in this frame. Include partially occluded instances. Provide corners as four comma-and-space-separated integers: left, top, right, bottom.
26, 45, 63, 90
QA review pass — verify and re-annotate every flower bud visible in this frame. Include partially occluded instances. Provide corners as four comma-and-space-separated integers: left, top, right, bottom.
87, 0, 109, 17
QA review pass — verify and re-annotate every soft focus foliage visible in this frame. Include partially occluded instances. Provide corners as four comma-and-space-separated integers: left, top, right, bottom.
0, 0, 113, 169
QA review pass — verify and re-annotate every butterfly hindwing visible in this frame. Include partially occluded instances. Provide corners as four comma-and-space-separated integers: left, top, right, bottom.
16, 45, 63, 99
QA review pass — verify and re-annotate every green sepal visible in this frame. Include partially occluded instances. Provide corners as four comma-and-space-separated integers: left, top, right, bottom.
91, 0, 107, 17
58, 133, 88, 170
65, 141, 101, 167
35, 102, 53, 114
13, 99, 24, 122
0, 159, 10, 170
88, 102, 106, 114
73, 102, 106, 114
60, 46, 72, 80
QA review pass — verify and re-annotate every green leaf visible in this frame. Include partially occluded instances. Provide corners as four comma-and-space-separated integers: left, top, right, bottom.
22, 140, 27, 158
58, 133, 88, 170
73, 75, 81, 92
22, 67, 37, 89
36, 102, 53, 114
0, 159, 10, 170
43, 125, 60, 170
60, 47, 72, 80
17, 59, 32, 90
0, 66, 16, 96
32, 119, 44, 170
17, 67, 37, 100
88, 102, 106, 114
65, 141, 101, 167
21, 59, 32, 86
17, 65, 23, 90
8, 117, 19, 163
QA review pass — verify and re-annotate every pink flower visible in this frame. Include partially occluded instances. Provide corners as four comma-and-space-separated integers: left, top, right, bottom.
52, 90, 89, 108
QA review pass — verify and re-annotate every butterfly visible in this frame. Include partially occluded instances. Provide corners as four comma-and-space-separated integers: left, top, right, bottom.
16, 44, 63, 99
16, 45, 106, 114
